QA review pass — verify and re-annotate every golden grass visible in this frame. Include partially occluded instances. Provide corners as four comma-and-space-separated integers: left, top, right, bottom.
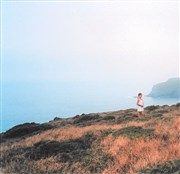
1, 113, 180, 174
101, 117, 180, 174
1, 124, 123, 151
1, 120, 148, 152
34, 157, 63, 173
34, 157, 91, 174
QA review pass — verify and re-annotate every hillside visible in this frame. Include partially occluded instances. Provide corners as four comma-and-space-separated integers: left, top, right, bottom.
0, 103, 180, 174
148, 78, 180, 98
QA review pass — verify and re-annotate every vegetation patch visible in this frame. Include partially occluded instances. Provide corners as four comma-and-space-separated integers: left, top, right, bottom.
152, 113, 163, 118
145, 105, 160, 112
26, 132, 96, 161
102, 116, 115, 121
0, 104, 179, 174
1, 123, 53, 140
154, 109, 169, 114
73, 114, 101, 124
176, 103, 180, 107
53, 117, 64, 121
0, 146, 33, 173
139, 160, 180, 174
72, 114, 103, 127
0, 131, 112, 174
99, 129, 113, 137
116, 113, 137, 124
81, 148, 114, 173
112, 126, 154, 138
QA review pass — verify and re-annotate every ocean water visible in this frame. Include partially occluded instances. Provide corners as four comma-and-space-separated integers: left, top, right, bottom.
1, 82, 179, 133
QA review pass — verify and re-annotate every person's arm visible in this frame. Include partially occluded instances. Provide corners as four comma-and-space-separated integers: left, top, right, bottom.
136, 99, 143, 107
136, 99, 140, 106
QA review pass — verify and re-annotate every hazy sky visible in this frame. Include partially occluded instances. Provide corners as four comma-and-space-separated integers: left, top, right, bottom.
2, 1, 179, 93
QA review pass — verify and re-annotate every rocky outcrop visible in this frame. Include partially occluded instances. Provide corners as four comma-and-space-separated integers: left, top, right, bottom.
148, 78, 180, 98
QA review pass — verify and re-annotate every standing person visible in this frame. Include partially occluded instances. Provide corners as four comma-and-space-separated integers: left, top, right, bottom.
136, 93, 144, 118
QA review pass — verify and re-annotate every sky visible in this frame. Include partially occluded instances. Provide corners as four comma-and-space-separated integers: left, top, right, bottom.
1, 1, 179, 94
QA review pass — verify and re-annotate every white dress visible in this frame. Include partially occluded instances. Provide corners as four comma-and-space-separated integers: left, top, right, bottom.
137, 99, 144, 112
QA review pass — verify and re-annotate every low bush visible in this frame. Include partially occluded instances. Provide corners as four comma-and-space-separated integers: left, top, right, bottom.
2, 123, 53, 139
73, 114, 101, 124
102, 116, 115, 120
175, 103, 180, 107
145, 105, 160, 112
152, 113, 163, 117
26, 132, 96, 161
116, 114, 137, 124
112, 126, 154, 138
139, 160, 180, 174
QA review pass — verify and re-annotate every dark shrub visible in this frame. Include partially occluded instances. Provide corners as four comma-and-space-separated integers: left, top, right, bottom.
73, 115, 80, 119
81, 148, 114, 173
116, 114, 137, 124
26, 132, 96, 161
99, 129, 113, 137
112, 126, 154, 138
145, 105, 160, 112
161, 105, 169, 108
157, 110, 169, 114
53, 117, 63, 121
139, 160, 180, 174
152, 113, 163, 117
176, 103, 180, 107
102, 116, 115, 120
73, 114, 101, 124
2, 123, 53, 139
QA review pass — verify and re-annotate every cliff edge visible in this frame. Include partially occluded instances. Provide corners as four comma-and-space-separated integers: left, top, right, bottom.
148, 78, 180, 98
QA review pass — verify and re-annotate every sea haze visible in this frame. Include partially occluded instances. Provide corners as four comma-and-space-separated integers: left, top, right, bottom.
1, 82, 179, 132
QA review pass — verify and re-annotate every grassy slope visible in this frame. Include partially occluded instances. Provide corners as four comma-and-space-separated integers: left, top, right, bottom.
0, 104, 180, 174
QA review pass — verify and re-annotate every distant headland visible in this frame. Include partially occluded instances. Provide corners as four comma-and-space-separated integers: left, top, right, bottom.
148, 78, 180, 98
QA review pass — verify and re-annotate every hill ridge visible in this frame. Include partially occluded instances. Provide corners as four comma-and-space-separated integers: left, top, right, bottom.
0, 103, 180, 174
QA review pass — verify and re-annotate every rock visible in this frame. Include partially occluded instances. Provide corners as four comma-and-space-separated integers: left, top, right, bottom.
148, 78, 180, 98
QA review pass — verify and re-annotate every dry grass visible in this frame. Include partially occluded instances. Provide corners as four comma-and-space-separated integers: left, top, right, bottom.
1, 106, 180, 174
1, 124, 123, 151
34, 157, 63, 173
101, 117, 180, 174
1, 121, 147, 152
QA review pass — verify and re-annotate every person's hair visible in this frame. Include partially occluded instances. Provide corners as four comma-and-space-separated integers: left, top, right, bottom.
138, 93, 142, 97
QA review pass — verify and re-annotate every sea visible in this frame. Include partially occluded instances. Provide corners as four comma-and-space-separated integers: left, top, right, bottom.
1, 82, 179, 133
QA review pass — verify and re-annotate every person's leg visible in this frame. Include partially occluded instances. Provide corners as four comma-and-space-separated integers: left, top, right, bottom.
140, 111, 143, 117
138, 111, 142, 118
137, 111, 141, 118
